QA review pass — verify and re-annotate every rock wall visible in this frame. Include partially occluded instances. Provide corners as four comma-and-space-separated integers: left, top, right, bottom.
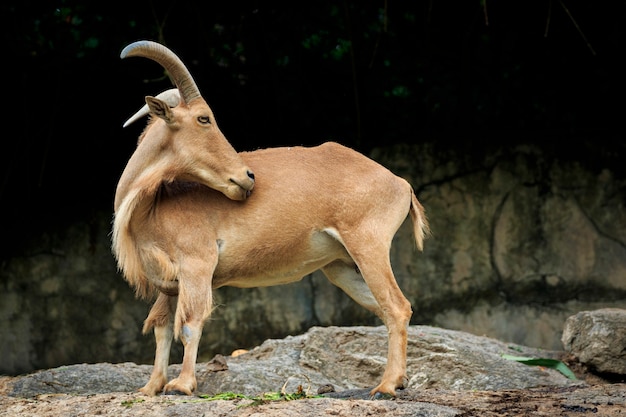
1, 141, 625, 375
376, 142, 626, 349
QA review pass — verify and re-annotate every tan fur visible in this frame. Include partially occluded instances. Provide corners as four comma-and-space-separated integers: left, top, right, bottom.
410, 189, 430, 251
114, 63, 429, 400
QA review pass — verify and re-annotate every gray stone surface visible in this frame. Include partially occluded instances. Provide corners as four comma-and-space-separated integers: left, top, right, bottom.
5, 325, 579, 398
562, 308, 626, 375
3, 325, 625, 417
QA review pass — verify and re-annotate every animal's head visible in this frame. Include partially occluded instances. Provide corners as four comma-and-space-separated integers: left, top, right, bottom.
121, 40, 254, 200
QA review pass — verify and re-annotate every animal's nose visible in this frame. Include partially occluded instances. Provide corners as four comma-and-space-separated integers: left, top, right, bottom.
247, 170, 255, 181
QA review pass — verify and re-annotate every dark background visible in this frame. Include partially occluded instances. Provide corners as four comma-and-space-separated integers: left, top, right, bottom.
2, 1, 625, 256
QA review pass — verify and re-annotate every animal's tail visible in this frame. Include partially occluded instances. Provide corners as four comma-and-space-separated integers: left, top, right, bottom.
409, 189, 430, 251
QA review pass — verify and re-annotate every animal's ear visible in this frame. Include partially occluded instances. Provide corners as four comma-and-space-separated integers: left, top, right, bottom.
145, 95, 175, 123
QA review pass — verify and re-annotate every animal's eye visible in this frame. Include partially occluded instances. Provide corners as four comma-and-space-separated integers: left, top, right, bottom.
197, 115, 211, 124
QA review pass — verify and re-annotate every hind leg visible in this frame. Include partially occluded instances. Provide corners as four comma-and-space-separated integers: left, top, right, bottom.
322, 261, 380, 313
322, 254, 412, 397
140, 293, 176, 396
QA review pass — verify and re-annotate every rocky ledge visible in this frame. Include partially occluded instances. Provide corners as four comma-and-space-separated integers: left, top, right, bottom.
1, 324, 624, 416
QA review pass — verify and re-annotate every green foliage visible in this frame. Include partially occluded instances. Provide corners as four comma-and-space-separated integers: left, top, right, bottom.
502, 354, 578, 380
120, 398, 145, 408
195, 374, 322, 407
197, 387, 323, 408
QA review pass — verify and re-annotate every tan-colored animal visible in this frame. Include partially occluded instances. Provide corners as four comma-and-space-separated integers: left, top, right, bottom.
113, 40, 429, 398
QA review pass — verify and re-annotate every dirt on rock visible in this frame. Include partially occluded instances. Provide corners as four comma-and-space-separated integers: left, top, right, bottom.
1, 363, 624, 417
0, 383, 624, 417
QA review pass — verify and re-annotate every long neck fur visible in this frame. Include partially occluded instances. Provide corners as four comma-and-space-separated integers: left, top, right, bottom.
112, 128, 176, 299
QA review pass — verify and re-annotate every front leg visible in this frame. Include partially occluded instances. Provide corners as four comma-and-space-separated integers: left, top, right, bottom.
140, 293, 175, 396
163, 255, 216, 395
163, 320, 203, 395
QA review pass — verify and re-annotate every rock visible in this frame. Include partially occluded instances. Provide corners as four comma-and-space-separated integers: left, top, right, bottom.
561, 308, 626, 375
197, 325, 581, 394
3, 325, 580, 399
2, 325, 625, 417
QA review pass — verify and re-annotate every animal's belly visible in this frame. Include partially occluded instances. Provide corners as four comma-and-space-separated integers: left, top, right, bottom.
211, 229, 351, 288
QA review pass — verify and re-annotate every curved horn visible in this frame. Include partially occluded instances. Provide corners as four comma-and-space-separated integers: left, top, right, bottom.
121, 40, 201, 105
122, 89, 181, 128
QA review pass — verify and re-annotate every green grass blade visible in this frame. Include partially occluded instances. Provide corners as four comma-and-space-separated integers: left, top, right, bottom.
502, 354, 577, 380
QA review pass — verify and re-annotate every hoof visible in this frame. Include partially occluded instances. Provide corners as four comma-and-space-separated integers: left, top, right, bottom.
139, 385, 163, 396
163, 389, 191, 396
370, 391, 395, 401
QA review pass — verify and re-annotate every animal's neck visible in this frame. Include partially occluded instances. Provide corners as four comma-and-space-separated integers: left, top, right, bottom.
112, 134, 177, 296
114, 135, 175, 213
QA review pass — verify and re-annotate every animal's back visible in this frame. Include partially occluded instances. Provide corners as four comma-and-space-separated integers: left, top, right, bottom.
241, 142, 391, 181
240, 142, 410, 207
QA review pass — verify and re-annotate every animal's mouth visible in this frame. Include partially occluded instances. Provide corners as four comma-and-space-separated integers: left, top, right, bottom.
230, 178, 255, 200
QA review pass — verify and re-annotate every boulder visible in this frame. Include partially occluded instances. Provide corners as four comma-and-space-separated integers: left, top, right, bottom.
561, 308, 626, 375
5, 325, 579, 399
